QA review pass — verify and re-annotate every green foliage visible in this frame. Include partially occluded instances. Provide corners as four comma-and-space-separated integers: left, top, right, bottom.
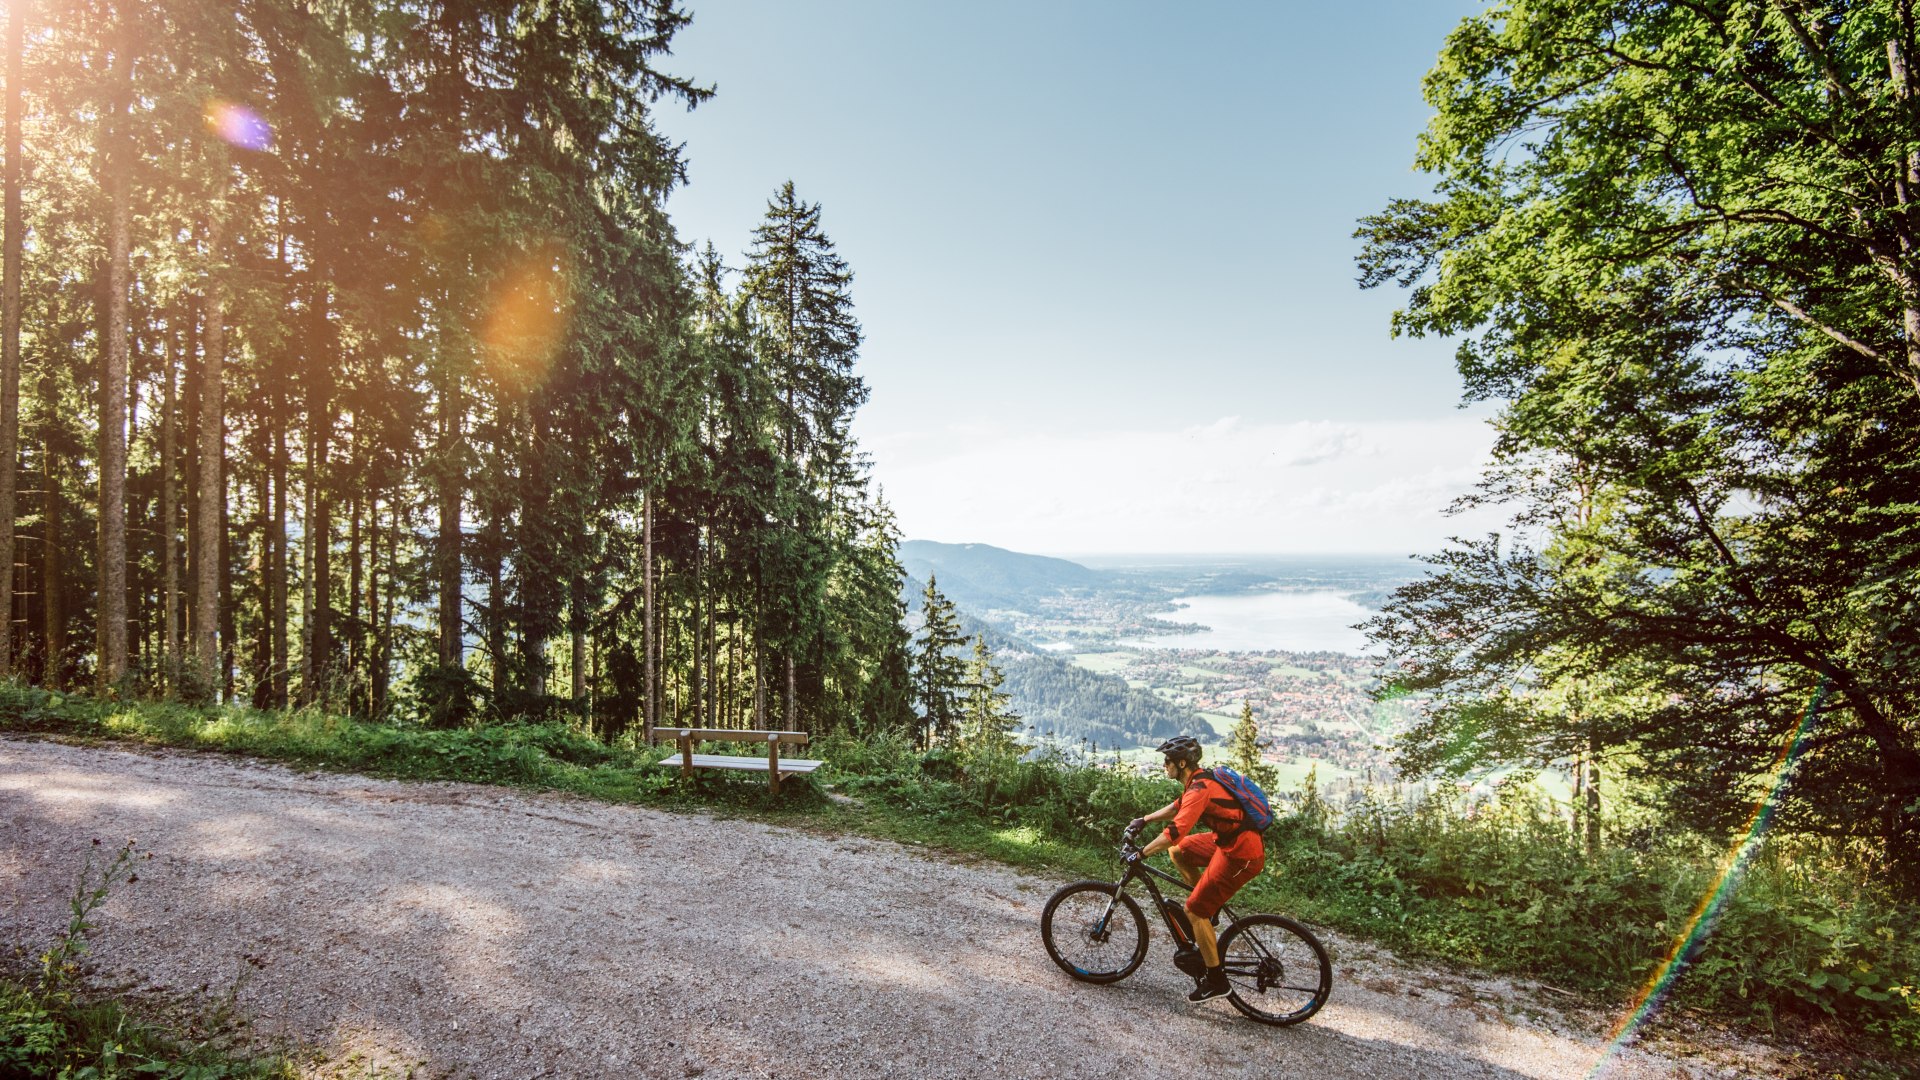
1358, 0, 1920, 874
1265, 783, 1919, 1038
1226, 701, 1279, 789
912, 576, 967, 747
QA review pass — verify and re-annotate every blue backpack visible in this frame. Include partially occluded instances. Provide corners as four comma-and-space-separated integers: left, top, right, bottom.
1203, 766, 1273, 834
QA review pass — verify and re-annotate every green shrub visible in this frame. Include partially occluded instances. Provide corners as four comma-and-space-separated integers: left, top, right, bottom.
1263, 781, 1918, 1035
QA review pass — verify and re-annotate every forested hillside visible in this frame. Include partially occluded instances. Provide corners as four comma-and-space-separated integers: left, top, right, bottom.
996, 654, 1187, 750
901, 570, 1195, 749
0, 0, 919, 739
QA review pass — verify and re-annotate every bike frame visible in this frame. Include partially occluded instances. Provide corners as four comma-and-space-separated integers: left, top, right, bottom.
1093, 843, 1281, 981
1109, 857, 1234, 950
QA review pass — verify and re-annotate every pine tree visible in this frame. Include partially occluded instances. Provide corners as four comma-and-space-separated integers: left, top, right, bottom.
960, 634, 1020, 757
1228, 701, 1278, 789
913, 575, 966, 748
0, 0, 23, 679
742, 181, 867, 728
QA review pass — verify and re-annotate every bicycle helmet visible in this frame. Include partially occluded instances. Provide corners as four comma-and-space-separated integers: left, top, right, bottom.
1156, 735, 1202, 765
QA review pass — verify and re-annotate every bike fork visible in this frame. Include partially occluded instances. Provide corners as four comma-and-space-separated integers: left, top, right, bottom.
1094, 873, 1132, 936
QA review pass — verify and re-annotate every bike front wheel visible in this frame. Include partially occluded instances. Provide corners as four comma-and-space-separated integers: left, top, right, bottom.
1217, 913, 1332, 1025
1040, 881, 1148, 984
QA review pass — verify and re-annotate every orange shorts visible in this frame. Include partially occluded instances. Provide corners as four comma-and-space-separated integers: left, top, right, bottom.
1176, 832, 1265, 920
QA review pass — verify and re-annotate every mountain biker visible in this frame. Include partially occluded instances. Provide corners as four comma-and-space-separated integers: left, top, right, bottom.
1130, 735, 1265, 1003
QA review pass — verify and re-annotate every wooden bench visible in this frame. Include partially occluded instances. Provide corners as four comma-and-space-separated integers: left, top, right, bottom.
651, 727, 822, 794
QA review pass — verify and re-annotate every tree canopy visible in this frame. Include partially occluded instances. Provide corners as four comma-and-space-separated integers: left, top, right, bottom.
1358, 0, 1920, 876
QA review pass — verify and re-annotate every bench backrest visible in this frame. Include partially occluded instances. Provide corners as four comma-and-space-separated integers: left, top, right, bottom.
655, 728, 809, 747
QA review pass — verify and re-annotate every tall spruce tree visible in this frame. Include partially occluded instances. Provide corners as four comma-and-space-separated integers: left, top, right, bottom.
914, 575, 967, 748
742, 181, 867, 728
961, 634, 1020, 758
1227, 701, 1278, 789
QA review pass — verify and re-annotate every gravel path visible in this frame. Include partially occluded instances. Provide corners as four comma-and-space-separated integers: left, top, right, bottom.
1, 737, 1783, 1079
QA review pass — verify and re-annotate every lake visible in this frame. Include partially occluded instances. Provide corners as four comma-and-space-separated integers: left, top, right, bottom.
1123, 591, 1375, 653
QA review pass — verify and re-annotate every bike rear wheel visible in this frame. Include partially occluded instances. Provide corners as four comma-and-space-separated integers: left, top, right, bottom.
1040, 881, 1148, 984
1217, 913, 1332, 1025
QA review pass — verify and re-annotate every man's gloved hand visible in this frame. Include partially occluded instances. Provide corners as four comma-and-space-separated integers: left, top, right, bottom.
1122, 848, 1142, 865
1128, 817, 1148, 834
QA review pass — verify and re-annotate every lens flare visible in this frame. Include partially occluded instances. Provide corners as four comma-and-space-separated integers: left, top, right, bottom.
203, 100, 272, 151
481, 243, 574, 392
1587, 679, 1833, 1079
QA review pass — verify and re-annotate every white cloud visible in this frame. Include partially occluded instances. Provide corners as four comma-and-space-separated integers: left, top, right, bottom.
866, 416, 1504, 554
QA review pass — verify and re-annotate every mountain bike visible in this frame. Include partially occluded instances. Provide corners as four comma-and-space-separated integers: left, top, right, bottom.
1039, 823, 1332, 1026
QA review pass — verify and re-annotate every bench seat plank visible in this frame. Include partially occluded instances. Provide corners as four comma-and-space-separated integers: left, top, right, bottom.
661, 753, 825, 774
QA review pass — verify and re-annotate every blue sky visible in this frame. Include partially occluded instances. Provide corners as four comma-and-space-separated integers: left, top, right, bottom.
653, 0, 1502, 556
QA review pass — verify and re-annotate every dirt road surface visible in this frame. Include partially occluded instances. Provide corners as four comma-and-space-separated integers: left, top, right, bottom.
2, 737, 1782, 1079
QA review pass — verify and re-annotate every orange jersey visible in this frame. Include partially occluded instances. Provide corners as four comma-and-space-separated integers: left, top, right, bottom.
1162, 770, 1261, 859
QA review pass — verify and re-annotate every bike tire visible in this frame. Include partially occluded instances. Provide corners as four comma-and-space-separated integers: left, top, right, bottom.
1040, 880, 1149, 984
1216, 913, 1332, 1026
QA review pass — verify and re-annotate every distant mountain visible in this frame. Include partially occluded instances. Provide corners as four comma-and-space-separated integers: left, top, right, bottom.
899, 540, 1104, 613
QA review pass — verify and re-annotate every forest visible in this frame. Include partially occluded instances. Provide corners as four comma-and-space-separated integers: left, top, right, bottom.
0, 0, 943, 742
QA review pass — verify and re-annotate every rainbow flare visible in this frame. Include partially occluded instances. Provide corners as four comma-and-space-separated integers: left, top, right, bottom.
1586, 678, 1833, 1078
204, 100, 272, 151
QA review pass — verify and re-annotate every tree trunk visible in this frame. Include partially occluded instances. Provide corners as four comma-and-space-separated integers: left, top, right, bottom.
39, 418, 60, 688
642, 486, 654, 742
96, 38, 134, 691
160, 323, 178, 692
436, 356, 461, 674
305, 287, 332, 704
192, 214, 225, 702
484, 525, 503, 690
347, 480, 361, 712
1584, 736, 1602, 856
271, 392, 288, 707
221, 475, 235, 700
251, 436, 271, 707
1571, 753, 1586, 842
570, 573, 586, 712
365, 493, 383, 717
706, 537, 717, 729
298, 414, 313, 701
0, 0, 25, 679
376, 495, 395, 717
692, 525, 704, 727
753, 637, 766, 728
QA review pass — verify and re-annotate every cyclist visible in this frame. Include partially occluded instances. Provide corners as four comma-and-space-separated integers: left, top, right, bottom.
1130, 735, 1265, 1002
